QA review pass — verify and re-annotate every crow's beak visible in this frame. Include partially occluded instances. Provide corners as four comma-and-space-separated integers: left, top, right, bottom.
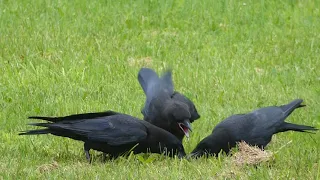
178, 120, 192, 138
183, 120, 192, 131
188, 150, 202, 159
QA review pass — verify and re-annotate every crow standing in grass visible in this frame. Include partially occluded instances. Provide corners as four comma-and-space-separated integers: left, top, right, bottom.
138, 68, 200, 141
19, 111, 186, 162
190, 99, 318, 158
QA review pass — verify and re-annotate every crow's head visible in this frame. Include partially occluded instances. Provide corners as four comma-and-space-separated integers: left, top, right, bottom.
171, 92, 200, 122
189, 127, 234, 159
163, 101, 192, 139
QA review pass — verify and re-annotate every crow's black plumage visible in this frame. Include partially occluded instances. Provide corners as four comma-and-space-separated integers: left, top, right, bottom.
19, 111, 186, 162
138, 68, 200, 141
190, 99, 318, 158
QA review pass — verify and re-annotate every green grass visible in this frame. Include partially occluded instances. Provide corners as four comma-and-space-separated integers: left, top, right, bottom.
1, 0, 319, 179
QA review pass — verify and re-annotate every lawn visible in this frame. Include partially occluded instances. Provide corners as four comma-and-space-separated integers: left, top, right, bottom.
0, 0, 319, 179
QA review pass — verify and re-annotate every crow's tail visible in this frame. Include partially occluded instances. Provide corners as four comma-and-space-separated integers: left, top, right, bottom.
278, 122, 318, 133
28, 111, 119, 122
280, 99, 306, 118
28, 116, 58, 122
18, 123, 52, 135
19, 129, 50, 135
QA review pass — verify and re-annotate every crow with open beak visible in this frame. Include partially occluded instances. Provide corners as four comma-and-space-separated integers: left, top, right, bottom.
138, 68, 200, 141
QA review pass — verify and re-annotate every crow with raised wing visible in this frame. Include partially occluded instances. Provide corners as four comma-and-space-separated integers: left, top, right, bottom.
190, 99, 318, 158
138, 68, 200, 141
19, 111, 186, 162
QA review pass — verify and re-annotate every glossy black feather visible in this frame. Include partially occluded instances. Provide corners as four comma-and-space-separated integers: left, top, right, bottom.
20, 111, 186, 161
28, 111, 119, 122
190, 99, 318, 158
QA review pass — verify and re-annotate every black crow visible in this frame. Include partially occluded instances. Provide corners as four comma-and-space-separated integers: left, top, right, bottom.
138, 68, 200, 141
190, 99, 318, 158
19, 111, 186, 162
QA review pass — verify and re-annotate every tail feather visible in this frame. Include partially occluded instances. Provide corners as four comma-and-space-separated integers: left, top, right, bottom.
280, 99, 305, 118
19, 129, 50, 135
279, 122, 318, 133
28, 116, 58, 122
19, 122, 53, 135
28, 122, 52, 127
28, 111, 119, 122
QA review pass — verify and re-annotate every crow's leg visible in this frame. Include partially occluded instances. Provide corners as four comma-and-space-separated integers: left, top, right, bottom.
84, 143, 91, 163
102, 153, 107, 162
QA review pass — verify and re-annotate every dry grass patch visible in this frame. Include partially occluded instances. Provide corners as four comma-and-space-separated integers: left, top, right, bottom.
37, 161, 59, 173
128, 57, 153, 67
232, 141, 274, 166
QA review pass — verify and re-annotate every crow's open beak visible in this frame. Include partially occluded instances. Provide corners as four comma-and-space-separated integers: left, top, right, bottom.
178, 120, 192, 138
